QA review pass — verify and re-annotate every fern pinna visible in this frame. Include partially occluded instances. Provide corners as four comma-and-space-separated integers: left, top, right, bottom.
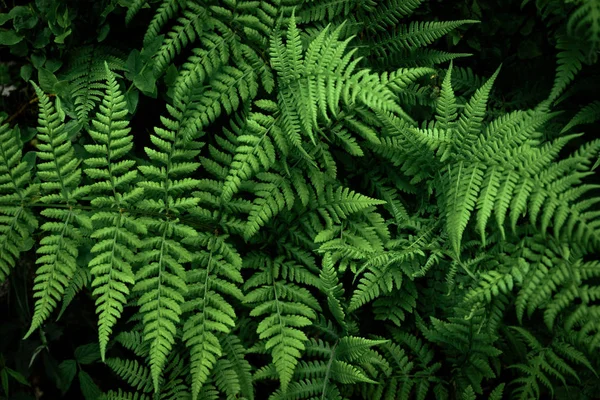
0, 0, 599, 399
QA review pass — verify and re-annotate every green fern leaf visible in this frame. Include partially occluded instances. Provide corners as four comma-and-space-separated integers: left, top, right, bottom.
154, 3, 208, 74
435, 62, 458, 131
561, 100, 600, 133
244, 255, 321, 391
547, 36, 586, 104
61, 46, 126, 124
444, 162, 485, 256
83, 66, 146, 359
133, 91, 204, 390
182, 233, 244, 400
0, 119, 38, 282
370, 20, 478, 56
455, 66, 500, 153
25, 83, 91, 339
125, 0, 149, 24
319, 253, 346, 327
567, 0, 600, 49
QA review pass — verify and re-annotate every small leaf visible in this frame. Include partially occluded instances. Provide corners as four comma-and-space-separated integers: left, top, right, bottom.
57, 360, 77, 395
20, 64, 33, 82
125, 49, 142, 79
22, 151, 37, 170
37, 68, 58, 93
54, 29, 72, 44
133, 68, 157, 95
74, 344, 101, 365
45, 59, 63, 73
125, 89, 139, 114
0, 29, 23, 45
78, 370, 101, 400
20, 237, 35, 252
5, 368, 29, 386
20, 127, 37, 142
32, 27, 51, 48
1, 369, 8, 396
0, 14, 11, 26
31, 52, 46, 68
97, 24, 110, 42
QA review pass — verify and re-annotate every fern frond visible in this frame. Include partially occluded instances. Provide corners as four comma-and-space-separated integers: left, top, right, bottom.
373, 280, 417, 326
435, 62, 458, 131
103, 390, 151, 400
299, 0, 359, 23
349, 264, 403, 312
425, 309, 501, 394
271, 16, 401, 154
368, 20, 478, 57
508, 326, 594, 399
455, 66, 500, 154
133, 93, 205, 390
144, 0, 183, 45
0, 119, 38, 282
222, 101, 286, 202
218, 334, 254, 400
173, 31, 232, 105
106, 357, 154, 393
443, 161, 485, 256
183, 63, 259, 132
126, 0, 149, 24
547, 36, 586, 105
244, 172, 295, 239
567, 0, 600, 49
57, 262, 91, 319
154, 3, 209, 74
319, 253, 346, 327
61, 46, 126, 124
25, 83, 91, 339
357, 0, 425, 33
83, 66, 145, 360
181, 233, 244, 400
244, 254, 321, 391
561, 100, 600, 133
489, 383, 505, 400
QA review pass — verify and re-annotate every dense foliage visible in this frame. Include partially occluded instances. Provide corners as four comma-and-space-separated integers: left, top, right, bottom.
0, 0, 599, 399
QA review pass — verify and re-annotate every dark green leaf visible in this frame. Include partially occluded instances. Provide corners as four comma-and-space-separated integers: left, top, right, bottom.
133, 68, 157, 95
10, 6, 38, 31
31, 53, 46, 69
20, 64, 33, 82
1, 369, 8, 396
97, 24, 110, 42
45, 59, 62, 73
57, 360, 76, 395
165, 65, 178, 86
141, 35, 163, 58
125, 88, 139, 114
20, 237, 35, 252
0, 14, 11, 26
21, 127, 37, 142
125, 49, 142, 79
32, 27, 51, 48
5, 368, 29, 387
0, 29, 23, 45
37, 68, 58, 93
9, 40, 28, 56
78, 370, 101, 400
74, 344, 100, 365
22, 152, 37, 171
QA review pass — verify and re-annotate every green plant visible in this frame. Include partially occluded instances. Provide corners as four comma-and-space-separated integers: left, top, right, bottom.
0, 0, 599, 399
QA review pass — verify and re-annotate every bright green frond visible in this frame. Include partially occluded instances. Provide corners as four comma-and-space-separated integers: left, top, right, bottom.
25, 83, 91, 339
